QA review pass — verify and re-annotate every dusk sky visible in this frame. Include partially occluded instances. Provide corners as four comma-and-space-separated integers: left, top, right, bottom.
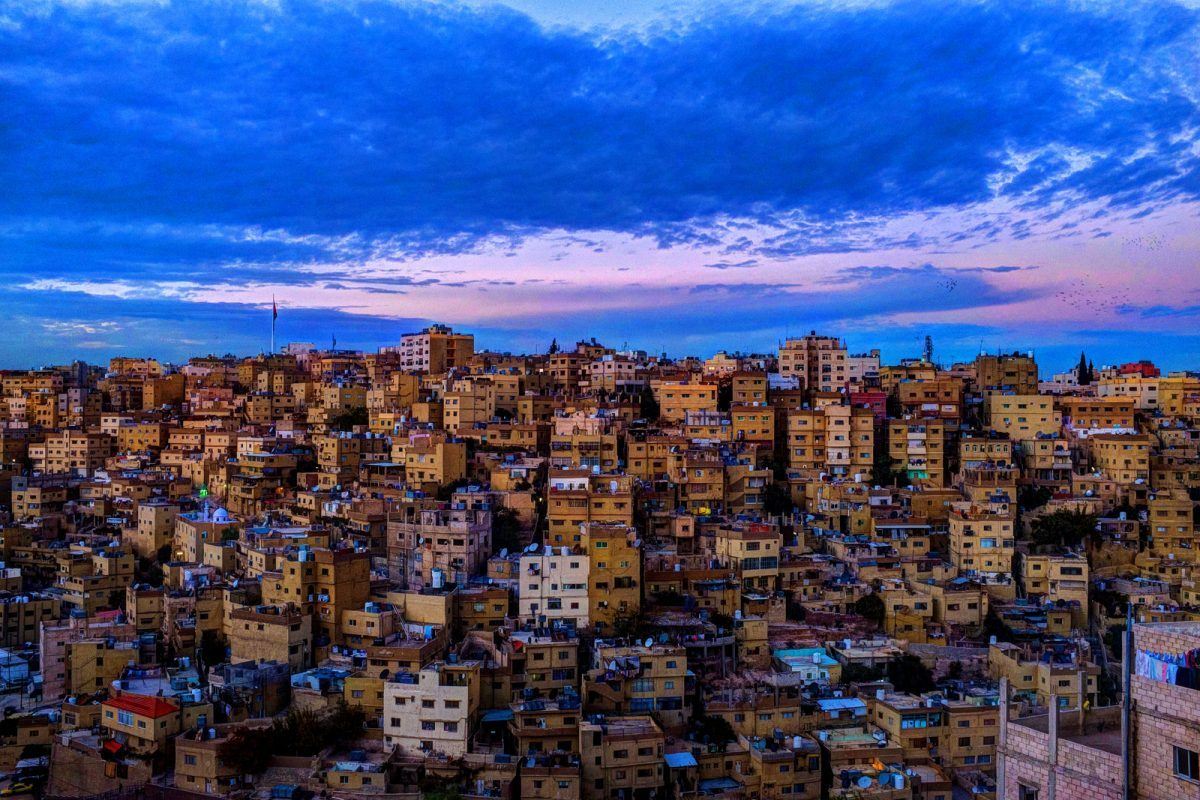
3, 0, 1200, 371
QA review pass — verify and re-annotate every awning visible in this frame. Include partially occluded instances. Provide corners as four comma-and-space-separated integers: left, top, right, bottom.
664, 752, 699, 769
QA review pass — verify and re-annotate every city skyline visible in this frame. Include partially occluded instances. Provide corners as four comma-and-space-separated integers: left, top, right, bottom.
4, 0, 1200, 368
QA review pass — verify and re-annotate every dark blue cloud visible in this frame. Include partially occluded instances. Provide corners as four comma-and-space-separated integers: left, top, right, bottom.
2, 0, 1198, 254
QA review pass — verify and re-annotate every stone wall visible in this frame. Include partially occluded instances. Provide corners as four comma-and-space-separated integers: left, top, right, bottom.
1132, 623, 1200, 800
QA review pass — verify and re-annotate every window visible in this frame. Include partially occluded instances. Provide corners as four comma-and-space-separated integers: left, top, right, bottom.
1175, 746, 1200, 781
117, 710, 133, 726
1018, 783, 1039, 800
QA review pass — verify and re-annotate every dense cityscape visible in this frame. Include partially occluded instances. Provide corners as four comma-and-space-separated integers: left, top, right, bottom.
0, 327, 1188, 800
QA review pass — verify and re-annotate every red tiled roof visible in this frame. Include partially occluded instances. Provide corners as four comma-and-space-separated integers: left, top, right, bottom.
103, 693, 178, 719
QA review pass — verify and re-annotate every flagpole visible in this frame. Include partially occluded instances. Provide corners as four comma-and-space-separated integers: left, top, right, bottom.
271, 295, 277, 354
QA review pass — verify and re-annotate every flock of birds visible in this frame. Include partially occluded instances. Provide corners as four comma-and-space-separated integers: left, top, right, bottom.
1053, 277, 1134, 312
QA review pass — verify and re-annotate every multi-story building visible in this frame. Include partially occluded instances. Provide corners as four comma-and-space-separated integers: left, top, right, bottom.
975, 353, 1038, 395
395, 324, 475, 374
579, 715, 665, 800
1090, 433, 1153, 484
888, 418, 946, 486
546, 471, 634, 547
388, 507, 491, 589
580, 522, 641, 632
784, 405, 874, 479
949, 507, 1015, 578
584, 643, 689, 729
383, 660, 481, 756
519, 545, 590, 629
778, 334, 848, 392
985, 395, 1062, 442
228, 605, 311, 671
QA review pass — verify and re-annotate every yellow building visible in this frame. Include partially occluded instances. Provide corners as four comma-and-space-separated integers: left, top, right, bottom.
546, 471, 633, 547
585, 643, 689, 729
1091, 434, 1152, 484
785, 405, 874, 479
580, 522, 641, 632
949, 508, 1015, 578
101, 694, 181, 755
579, 715, 664, 800
655, 380, 718, 423
228, 605, 311, 670
888, 419, 946, 486
383, 660, 481, 756
1021, 553, 1088, 623
778, 334, 848, 392
985, 395, 1061, 441
975, 353, 1038, 395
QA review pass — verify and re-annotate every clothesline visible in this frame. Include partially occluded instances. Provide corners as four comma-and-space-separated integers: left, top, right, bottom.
1136, 648, 1200, 689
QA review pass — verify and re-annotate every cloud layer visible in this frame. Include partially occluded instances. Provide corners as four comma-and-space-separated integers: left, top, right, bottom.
1, 0, 1199, 366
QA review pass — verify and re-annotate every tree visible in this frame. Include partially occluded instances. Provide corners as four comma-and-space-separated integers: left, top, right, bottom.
199, 630, 228, 669
717, 383, 732, 412
1030, 509, 1097, 550
886, 655, 936, 694
1077, 352, 1091, 385
1018, 485, 1053, 512
762, 482, 794, 516
218, 725, 275, 776
638, 385, 660, 421
548, 338, 559, 355
492, 507, 523, 554
853, 593, 886, 627
873, 450, 902, 488
107, 589, 126, 611
329, 406, 369, 431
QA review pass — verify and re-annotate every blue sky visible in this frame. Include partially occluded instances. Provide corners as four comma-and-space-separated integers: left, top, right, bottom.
2, 0, 1200, 371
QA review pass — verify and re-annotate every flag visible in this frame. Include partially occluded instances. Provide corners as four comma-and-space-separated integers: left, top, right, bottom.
272, 296, 278, 321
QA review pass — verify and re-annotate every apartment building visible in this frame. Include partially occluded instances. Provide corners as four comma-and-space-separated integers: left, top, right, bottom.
579, 715, 665, 800
985, 395, 1062, 442
580, 522, 641, 631
949, 508, 1015, 578
655, 380, 718, 423
395, 325, 475, 373
383, 660, 481, 757
888, 419, 946, 486
778, 334, 848, 392
785, 405, 874, 479
546, 471, 633, 547
975, 354, 1038, 395
1090, 433, 1152, 484
519, 545, 590, 629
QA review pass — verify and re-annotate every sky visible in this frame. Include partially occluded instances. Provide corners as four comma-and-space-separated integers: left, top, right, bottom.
2, 0, 1200, 372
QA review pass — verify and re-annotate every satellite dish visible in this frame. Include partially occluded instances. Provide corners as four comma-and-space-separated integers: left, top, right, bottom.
644, 638, 654, 648
499, 549, 508, 558
857, 777, 873, 789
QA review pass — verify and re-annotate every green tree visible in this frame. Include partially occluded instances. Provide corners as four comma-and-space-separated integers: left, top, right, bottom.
199, 630, 228, 669
1077, 352, 1091, 385
853, 592, 886, 627
638, 385, 660, 421
1030, 509, 1097, 550
886, 655, 936, 694
548, 338, 559, 354
1018, 485, 1053, 512
218, 725, 275, 776
717, 383, 732, 412
492, 506, 523, 554
329, 406, 369, 431
762, 482, 794, 516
